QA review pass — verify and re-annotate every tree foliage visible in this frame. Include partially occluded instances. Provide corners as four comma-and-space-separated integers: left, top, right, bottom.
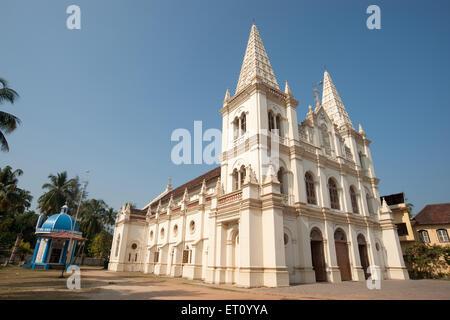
37, 172, 82, 217
88, 230, 113, 260
0, 77, 20, 152
404, 241, 450, 279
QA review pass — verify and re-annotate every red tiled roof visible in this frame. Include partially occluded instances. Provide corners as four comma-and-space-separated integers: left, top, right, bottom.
40, 231, 87, 241
154, 166, 221, 207
412, 203, 450, 225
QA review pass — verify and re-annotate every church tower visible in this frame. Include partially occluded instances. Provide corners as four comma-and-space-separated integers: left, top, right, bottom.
220, 24, 299, 193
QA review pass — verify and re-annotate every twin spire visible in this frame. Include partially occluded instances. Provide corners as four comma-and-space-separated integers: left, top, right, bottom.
235, 24, 280, 94
233, 24, 355, 132
321, 70, 354, 129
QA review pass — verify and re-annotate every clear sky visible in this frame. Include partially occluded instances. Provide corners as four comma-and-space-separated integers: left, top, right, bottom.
1, 0, 449, 215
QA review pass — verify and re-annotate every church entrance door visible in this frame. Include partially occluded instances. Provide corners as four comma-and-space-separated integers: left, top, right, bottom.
357, 235, 370, 280
334, 229, 352, 281
310, 228, 327, 282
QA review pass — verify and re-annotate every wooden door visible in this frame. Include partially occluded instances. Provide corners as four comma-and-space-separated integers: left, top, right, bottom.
359, 244, 370, 280
335, 241, 352, 281
311, 240, 327, 282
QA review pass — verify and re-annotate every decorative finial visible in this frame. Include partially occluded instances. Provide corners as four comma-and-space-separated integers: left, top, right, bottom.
284, 80, 292, 96
358, 123, 366, 136
61, 203, 69, 214
224, 88, 230, 102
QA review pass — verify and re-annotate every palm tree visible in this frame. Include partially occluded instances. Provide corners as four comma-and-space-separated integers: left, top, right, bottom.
79, 199, 108, 240
0, 78, 20, 152
37, 172, 79, 217
0, 166, 31, 215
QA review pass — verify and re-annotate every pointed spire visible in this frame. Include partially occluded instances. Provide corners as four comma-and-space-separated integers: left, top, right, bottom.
235, 24, 280, 94
358, 123, 366, 136
168, 194, 174, 208
321, 70, 354, 129
284, 80, 292, 96
224, 88, 231, 103
165, 177, 172, 192
200, 179, 207, 194
214, 177, 223, 196
182, 187, 189, 202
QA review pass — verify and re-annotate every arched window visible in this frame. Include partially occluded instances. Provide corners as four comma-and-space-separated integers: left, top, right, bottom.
305, 172, 317, 205
320, 124, 331, 155
240, 113, 246, 133
328, 178, 340, 210
233, 169, 239, 191
239, 165, 246, 188
277, 168, 285, 194
276, 114, 282, 136
437, 229, 449, 243
268, 111, 274, 131
418, 230, 430, 243
366, 193, 374, 214
334, 229, 347, 241
233, 117, 239, 139
310, 228, 323, 241
350, 186, 359, 214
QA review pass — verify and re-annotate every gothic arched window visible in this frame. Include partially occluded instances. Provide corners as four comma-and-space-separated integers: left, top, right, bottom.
276, 114, 282, 136
366, 192, 374, 214
233, 117, 239, 139
240, 166, 246, 187
277, 168, 285, 194
350, 186, 359, 214
268, 111, 274, 131
328, 178, 340, 210
233, 169, 239, 191
320, 124, 331, 155
240, 113, 246, 133
305, 172, 317, 205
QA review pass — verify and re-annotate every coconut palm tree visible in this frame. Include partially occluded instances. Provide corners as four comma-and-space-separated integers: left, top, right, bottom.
0, 78, 20, 152
0, 166, 31, 216
79, 199, 108, 240
37, 172, 80, 217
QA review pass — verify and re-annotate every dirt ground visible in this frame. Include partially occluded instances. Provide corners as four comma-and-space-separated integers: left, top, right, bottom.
0, 266, 449, 300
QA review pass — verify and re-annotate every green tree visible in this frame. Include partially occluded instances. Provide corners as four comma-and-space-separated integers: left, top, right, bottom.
79, 199, 108, 241
88, 230, 113, 260
0, 78, 20, 152
0, 166, 32, 216
37, 172, 80, 217
404, 241, 449, 279
405, 197, 414, 218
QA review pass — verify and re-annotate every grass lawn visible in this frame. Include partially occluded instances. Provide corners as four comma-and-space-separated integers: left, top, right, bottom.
0, 266, 104, 299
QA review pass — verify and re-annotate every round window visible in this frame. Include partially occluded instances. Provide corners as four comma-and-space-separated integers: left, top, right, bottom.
283, 233, 289, 245
173, 224, 178, 236
189, 220, 196, 233
131, 243, 137, 250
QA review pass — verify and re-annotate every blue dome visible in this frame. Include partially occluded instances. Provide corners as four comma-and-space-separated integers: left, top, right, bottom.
41, 213, 79, 232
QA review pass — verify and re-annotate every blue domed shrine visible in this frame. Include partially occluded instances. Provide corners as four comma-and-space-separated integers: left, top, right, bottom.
30, 205, 86, 270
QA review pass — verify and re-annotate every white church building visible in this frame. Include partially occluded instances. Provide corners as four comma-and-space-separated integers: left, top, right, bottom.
108, 24, 409, 287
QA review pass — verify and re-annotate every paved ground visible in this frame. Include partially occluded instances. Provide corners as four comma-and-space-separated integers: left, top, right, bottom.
0, 266, 449, 300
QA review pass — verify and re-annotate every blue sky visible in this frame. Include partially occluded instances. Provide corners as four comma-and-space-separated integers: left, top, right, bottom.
1, 0, 449, 215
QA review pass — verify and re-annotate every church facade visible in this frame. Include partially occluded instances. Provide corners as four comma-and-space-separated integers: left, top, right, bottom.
108, 24, 409, 287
